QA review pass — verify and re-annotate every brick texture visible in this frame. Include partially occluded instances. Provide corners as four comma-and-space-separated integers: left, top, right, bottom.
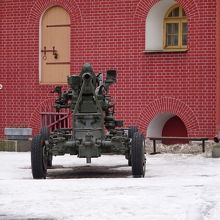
0, 0, 217, 138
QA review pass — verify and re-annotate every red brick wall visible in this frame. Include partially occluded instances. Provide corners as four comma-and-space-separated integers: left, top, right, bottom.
0, 0, 217, 138
216, 0, 220, 132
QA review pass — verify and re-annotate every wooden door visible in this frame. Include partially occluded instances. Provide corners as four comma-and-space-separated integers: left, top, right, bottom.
41, 6, 70, 84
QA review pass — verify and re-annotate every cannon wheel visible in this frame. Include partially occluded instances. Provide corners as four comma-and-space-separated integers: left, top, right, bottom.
40, 127, 52, 168
31, 134, 48, 179
131, 132, 146, 178
128, 126, 138, 138
40, 127, 50, 140
128, 126, 138, 166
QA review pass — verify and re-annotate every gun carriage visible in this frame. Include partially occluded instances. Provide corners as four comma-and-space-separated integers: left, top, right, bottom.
31, 63, 146, 178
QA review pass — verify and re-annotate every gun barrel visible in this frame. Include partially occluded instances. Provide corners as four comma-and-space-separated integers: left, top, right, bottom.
82, 72, 93, 81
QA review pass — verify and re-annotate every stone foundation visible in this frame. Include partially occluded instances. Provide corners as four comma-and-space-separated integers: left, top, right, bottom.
146, 141, 214, 156
0, 140, 31, 152
212, 144, 220, 158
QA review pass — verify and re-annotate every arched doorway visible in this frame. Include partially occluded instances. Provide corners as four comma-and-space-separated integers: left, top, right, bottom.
162, 115, 188, 144
147, 113, 188, 145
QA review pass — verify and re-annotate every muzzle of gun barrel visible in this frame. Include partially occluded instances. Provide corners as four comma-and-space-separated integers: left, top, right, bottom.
82, 72, 92, 81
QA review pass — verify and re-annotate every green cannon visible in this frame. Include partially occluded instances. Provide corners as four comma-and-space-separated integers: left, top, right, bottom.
31, 63, 146, 179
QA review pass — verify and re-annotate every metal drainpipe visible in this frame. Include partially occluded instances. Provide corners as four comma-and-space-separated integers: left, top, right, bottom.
216, 0, 220, 135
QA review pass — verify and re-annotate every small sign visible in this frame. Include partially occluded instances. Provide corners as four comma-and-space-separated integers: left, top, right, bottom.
0, 84, 2, 90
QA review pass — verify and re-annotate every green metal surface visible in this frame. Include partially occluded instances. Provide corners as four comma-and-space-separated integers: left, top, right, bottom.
31, 63, 146, 178
48, 63, 129, 163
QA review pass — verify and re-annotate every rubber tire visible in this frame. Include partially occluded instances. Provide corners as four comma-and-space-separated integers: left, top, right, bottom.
47, 154, 53, 168
131, 132, 146, 178
40, 127, 50, 140
31, 134, 47, 179
128, 126, 138, 138
40, 127, 52, 168
128, 126, 138, 166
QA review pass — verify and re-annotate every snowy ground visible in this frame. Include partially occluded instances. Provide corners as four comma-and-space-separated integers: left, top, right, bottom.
0, 152, 220, 220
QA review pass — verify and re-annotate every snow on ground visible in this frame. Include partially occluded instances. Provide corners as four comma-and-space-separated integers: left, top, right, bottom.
0, 152, 220, 220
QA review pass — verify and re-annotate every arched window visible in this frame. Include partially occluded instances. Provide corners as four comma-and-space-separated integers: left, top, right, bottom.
163, 4, 187, 49
40, 6, 70, 84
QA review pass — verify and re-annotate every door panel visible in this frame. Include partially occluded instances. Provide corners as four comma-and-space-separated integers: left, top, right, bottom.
41, 6, 70, 84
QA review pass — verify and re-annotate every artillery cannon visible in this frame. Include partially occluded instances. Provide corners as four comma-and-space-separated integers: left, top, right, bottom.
31, 63, 146, 178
